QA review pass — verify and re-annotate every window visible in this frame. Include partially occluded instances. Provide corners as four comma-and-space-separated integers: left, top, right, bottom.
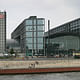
26, 26, 36, 31
34, 20, 36, 25
78, 20, 80, 25
38, 32, 44, 37
37, 26, 44, 31
38, 44, 43, 49
26, 26, 32, 31
26, 20, 32, 25
37, 20, 44, 25
33, 26, 36, 31
34, 38, 36, 44
38, 38, 43, 43
34, 32, 36, 37
26, 38, 32, 43
34, 44, 36, 49
26, 32, 32, 37
27, 44, 32, 49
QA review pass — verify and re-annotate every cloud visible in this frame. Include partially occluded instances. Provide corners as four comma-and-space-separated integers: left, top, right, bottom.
66, 0, 80, 11
0, 0, 80, 38
43, 0, 64, 6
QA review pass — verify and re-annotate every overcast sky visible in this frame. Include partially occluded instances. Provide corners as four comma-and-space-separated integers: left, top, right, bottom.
0, 0, 80, 39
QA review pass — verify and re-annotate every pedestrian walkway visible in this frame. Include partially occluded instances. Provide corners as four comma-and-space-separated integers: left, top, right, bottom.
0, 59, 80, 69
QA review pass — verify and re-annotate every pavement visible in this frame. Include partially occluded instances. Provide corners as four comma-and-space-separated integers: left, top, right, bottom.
0, 59, 80, 69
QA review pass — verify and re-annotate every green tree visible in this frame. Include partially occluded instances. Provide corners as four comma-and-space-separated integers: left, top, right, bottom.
10, 48, 14, 55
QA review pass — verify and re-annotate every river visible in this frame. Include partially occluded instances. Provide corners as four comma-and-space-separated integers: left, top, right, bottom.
0, 72, 80, 80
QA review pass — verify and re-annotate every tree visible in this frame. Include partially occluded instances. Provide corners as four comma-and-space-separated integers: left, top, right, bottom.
10, 48, 14, 55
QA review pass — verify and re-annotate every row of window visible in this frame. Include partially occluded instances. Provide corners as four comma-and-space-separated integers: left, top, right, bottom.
0, 31, 5, 33
12, 23, 26, 37
26, 32, 44, 37
26, 44, 43, 49
0, 24, 5, 25
46, 36, 80, 50
50, 19, 80, 34
0, 20, 5, 21
26, 26, 44, 31
70, 20, 80, 27
26, 38, 43, 44
0, 38, 5, 40
0, 41, 5, 42
26, 19, 44, 25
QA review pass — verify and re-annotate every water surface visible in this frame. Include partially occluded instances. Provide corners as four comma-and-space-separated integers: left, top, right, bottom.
0, 72, 80, 80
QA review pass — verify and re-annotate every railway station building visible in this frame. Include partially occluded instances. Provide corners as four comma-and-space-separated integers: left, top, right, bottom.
45, 18, 80, 56
11, 16, 45, 56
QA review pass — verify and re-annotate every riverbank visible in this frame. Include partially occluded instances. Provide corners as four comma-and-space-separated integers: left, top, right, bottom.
0, 59, 80, 69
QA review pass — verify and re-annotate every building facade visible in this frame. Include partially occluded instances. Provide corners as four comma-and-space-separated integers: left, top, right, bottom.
45, 18, 80, 56
0, 11, 6, 53
6, 39, 20, 53
12, 16, 45, 56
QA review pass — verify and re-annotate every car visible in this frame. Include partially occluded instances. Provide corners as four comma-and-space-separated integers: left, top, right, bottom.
12, 54, 15, 56
4, 53, 9, 57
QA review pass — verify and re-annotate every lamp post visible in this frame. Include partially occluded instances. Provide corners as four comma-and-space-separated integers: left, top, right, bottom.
47, 20, 50, 57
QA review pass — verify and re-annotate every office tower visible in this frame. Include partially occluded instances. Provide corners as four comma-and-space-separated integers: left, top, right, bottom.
0, 11, 6, 53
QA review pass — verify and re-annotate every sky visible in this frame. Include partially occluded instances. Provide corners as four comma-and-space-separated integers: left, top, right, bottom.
0, 0, 80, 39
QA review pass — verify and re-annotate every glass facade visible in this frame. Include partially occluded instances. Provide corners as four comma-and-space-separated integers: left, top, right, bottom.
26, 20, 32, 25
37, 26, 44, 31
37, 20, 44, 25
46, 36, 80, 50
12, 16, 45, 56
0, 11, 6, 53
45, 18, 80, 56
26, 17, 45, 56
26, 32, 32, 37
